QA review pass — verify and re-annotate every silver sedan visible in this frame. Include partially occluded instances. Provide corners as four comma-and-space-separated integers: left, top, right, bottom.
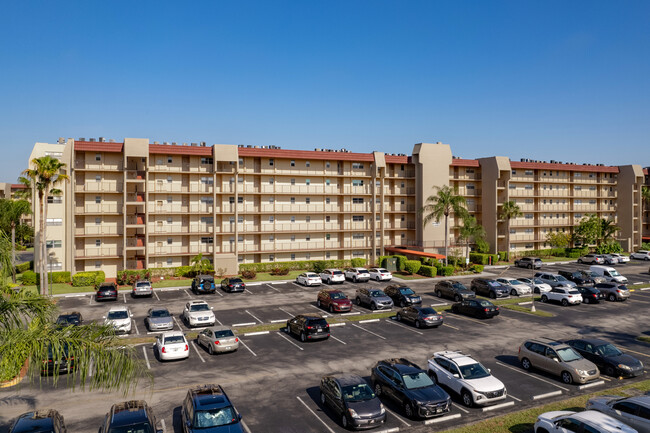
496, 278, 532, 296
196, 326, 240, 355
145, 307, 174, 331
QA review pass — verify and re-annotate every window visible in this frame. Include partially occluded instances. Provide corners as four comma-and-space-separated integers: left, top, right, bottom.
167, 258, 173, 266
326, 161, 330, 168
269, 235, 274, 242
269, 177, 274, 184
200, 177, 213, 184
229, 177, 234, 184
47, 196, 62, 204
576, 199, 582, 204
326, 233, 330, 240
376, 232, 381, 238
589, 200, 597, 205
512, 170, 517, 175
291, 235, 295, 241
401, 215, 405, 221
525, 184, 533, 190
305, 179, 310, 185
201, 217, 213, 224
238, 176, 243, 184
269, 159, 274, 166
95, 217, 101, 225
269, 255, 274, 262
326, 252, 331, 259
352, 179, 364, 186
95, 153, 101, 161
589, 173, 594, 178
401, 182, 405, 188
95, 196, 101, 204
291, 216, 295, 223
376, 198, 380, 204
238, 236, 243, 243
401, 164, 405, 171
229, 217, 235, 224
167, 217, 173, 225
510, 228, 516, 234
239, 158, 244, 165
95, 261, 102, 269
575, 186, 582, 190
290, 197, 295, 204
525, 199, 534, 204
525, 214, 533, 219
238, 197, 244, 204
95, 174, 101, 182
167, 238, 173, 245
325, 216, 331, 222
353, 233, 364, 239
306, 216, 310, 222
167, 196, 172, 204
291, 254, 295, 260
238, 255, 244, 263
352, 162, 364, 169
353, 198, 364, 204
168, 156, 173, 163
352, 215, 364, 222
200, 197, 213, 204
95, 239, 101, 247
229, 197, 235, 204
290, 160, 295, 167
575, 213, 582, 218
269, 216, 274, 222
525, 228, 534, 234
466, 168, 474, 174
269, 197, 274, 204
575, 172, 582, 177
305, 253, 311, 260
46, 240, 62, 248
525, 170, 533, 175
305, 197, 310, 204
291, 178, 295, 185
201, 157, 213, 164
325, 197, 330, 204
325, 179, 330, 186
589, 186, 596, 191
305, 161, 310, 167
509, 184, 516, 189
238, 216, 244, 223
167, 176, 172, 183
467, 184, 475, 190
306, 235, 310, 241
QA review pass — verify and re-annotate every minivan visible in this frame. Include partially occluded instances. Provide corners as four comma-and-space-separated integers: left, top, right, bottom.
589, 265, 628, 284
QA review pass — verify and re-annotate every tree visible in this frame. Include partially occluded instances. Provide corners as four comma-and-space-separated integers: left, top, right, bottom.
642, 186, 650, 213
545, 231, 570, 249
574, 214, 601, 246
22, 156, 69, 296
499, 201, 523, 256
420, 185, 468, 265
458, 216, 486, 264
0, 199, 32, 283
13, 176, 32, 201
599, 219, 620, 246
190, 253, 212, 275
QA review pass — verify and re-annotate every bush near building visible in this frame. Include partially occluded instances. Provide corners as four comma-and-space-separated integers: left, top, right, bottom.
240, 259, 350, 273
403, 260, 422, 275
469, 253, 499, 265
418, 265, 437, 277
72, 271, 105, 288
441, 265, 455, 276
241, 269, 257, 279
117, 270, 151, 285
15, 261, 30, 274
21, 270, 38, 285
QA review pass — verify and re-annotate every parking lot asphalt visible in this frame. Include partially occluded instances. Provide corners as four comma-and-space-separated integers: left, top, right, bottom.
2, 260, 649, 433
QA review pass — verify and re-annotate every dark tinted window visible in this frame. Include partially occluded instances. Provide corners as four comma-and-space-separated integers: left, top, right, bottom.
214, 330, 235, 338
612, 401, 638, 415
418, 307, 436, 315
307, 318, 328, 327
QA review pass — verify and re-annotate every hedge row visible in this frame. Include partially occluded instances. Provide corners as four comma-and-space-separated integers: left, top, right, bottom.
403, 260, 421, 275
469, 253, 500, 265
21, 271, 71, 285
15, 261, 31, 274
418, 265, 437, 277
117, 270, 151, 285
72, 271, 105, 288
239, 259, 352, 273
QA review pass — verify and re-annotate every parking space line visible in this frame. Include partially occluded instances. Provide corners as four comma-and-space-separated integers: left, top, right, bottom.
430, 302, 448, 307
296, 396, 336, 433
190, 341, 206, 363
142, 346, 151, 370
245, 310, 263, 324
160, 420, 166, 433
383, 406, 411, 427
451, 402, 469, 414
183, 289, 191, 298
623, 348, 650, 358
277, 331, 304, 350
330, 335, 346, 345
425, 413, 461, 424
244, 289, 253, 294
494, 361, 569, 391
238, 338, 257, 357
243, 331, 269, 336
266, 284, 281, 293
88, 296, 93, 305
577, 380, 605, 390
445, 314, 489, 326
350, 323, 386, 340
532, 390, 563, 400
442, 323, 460, 330
271, 319, 287, 323
385, 319, 423, 335
153, 291, 160, 301
359, 318, 380, 324
341, 311, 361, 316
629, 298, 650, 304
241, 420, 253, 433
509, 394, 522, 402
214, 289, 223, 297
132, 320, 140, 335
172, 316, 183, 330
123, 293, 127, 303
329, 323, 346, 327
278, 307, 295, 317
232, 322, 257, 327
308, 304, 326, 314
482, 401, 515, 412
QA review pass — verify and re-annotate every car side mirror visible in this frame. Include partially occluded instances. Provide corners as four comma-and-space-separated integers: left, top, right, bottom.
238, 413, 242, 421
210, 307, 214, 310
130, 314, 134, 318
102, 316, 106, 319
488, 368, 491, 373
453, 374, 460, 379
553, 357, 559, 362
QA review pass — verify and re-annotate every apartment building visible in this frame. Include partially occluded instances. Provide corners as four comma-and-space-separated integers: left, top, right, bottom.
26, 138, 647, 278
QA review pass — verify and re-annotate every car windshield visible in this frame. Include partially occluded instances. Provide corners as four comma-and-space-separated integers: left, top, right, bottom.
556, 275, 569, 282
330, 292, 347, 300
307, 319, 328, 327
369, 290, 386, 297
452, 282, 468, 290
57, 315, 79, 325
557, 347, 583, 362
108, 422, 153, 433
419, 307, 437, 315
487, 281, 501, 287
150, 309, 170, 318
201, 278, 214, 284
341, 383, 376, 402
459, 363, 490, 379
571, 272, 581, 278
478, 300, 493, 307
214, 330, 235, 338
596, 344, 623, 357
190, 304, 210, 312
402, 371, 434, 390
107, 311, 128, 320
193, 407, 238, 428
609, 270, 621, 277
163, 335, 185, 344
587, 272, 599, 278
533, 278, 545, 284
509, 280, 523, 286
399, 288, 415, 295
359, 270, 369, 275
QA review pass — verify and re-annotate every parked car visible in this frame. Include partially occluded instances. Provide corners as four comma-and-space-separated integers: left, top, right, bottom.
518, 339, 600, 384
576, 286, 603, 304
345, 268, 371, 282
42, 344, 75, 376
56, 311, 82, 327
564, 338, 644, 378
181, 301, 216, 328
630, 250, 650, 261
514, 257, 543, 269
285, 314, 329, 342
586, 395, 650, 432
154, 331, 190, 361
610, 253, 630, 264
197, 326, 239, 355
535, 272, 577, 288
368, 268, 393, 281
434, 280, 475, 302
384, 284, 422, 307
181, 384, 244, 433
319, 374, 387, 430
355, 288, 394, 310
131, 280, 153, 297
370, 358, 450, 419
220, 277, 246, 293
320, 268, 345, 284
296, 272, 322, 287
582, 270, 607, 284
104, 306, 133, 334
191, 274, 216, 294
495, 278, 532, 296
427, 351, 507, 407
558, 270, 596, 286
451, 299, 500, 319
96, 282, 118, 301
590, 265, 629, 284
540, 287, 583, 306
578, 254, 606, 265
145, 307, 174, 331
99, 401, 163, 433
534, 410, 637, 433
602, 254, 620, 265
317, 289, 352, 313
517, 277, 552, 294
9, 410, 67, 433
396, 306, 443, 328
594, 282, 631, 302
470, 278, 509, 299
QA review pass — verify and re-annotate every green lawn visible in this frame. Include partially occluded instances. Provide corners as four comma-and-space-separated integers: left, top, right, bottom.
637, 335, 650, 344
240, 270, 304, 282
151, 278, 192, 288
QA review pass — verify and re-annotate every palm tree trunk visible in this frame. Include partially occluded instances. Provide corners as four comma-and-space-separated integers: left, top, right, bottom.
11, 222, 16, 284
444, 215, 449, 266
43, 192, 49, 296
39, 195, 45, 296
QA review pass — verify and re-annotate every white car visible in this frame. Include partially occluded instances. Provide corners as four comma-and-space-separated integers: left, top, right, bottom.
320, 269, 345, 284
345, 267, 371, 282
586, 395, 650, 433
630, 250, 650, 261
541, 287, 583, 306
103, 306, 133, 334
427, 351, 507, 407
181, 301, 215, 328
517, 277, 552, 294
296, 272, 322, 286
154, 331, 189, 361
496, 278, 532, 296
609, 254, 630, 264
369, 268, 393, 281
533, 410, 637, 433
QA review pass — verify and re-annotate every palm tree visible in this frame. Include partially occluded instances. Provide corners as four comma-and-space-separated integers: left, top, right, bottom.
642, 186, 650, 214
13, 176, 33, 201
420, 185, 468, 265
458, 216, 486, 265
0, 199, 32, 283
190, 253, 212, 275
22, 156, 69, 296
499, 201, 523, 259
599, 219, 620, 246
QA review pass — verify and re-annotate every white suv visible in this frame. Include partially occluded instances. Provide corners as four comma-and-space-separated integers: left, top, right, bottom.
541, 287, 582, 306
427, 351, 507, 407
320, 269, 345, 284
181, 301, 215, 327
344, 267, 371, 282
369, 268, 393, 281
104, 306, 133, 334
630, 250, 650, 261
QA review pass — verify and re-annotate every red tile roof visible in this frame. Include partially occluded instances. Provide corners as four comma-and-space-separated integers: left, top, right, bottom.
75, 141, 124, 152
510, 161, 619, 173
11, 184, 27, 189
384, 246, 446, 260
452, 158, 480, 167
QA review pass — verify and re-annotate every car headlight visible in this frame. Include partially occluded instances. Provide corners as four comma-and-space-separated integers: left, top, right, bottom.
618, 364, 631, 370
348, 408, 360, 419
578, 369, 589, 376
379, 403, 385, 415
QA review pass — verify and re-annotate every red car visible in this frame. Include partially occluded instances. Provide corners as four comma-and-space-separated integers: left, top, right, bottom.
316, 289, 352, 313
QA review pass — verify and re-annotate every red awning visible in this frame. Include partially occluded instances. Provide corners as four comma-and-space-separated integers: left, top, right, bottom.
384, 246, 446, 260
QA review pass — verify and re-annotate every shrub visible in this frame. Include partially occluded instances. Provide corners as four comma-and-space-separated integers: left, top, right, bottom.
239, 259, 351, 274
418, 265, 437, 277
21, 270, 38, 285
241, 269, 257, 279
498, 251, 509, 262
394, 255, 407, 271
270, 266, 289, 276
441, 266, 454, 276
149, 267, 176, 278
312, 261, 329, 273
475, 238, 490, 254
50, 271, 71, 283
595, 242, 623, 254
641, 242, 650, 251
15, 261, 30, 274
29, 260, 34, 270
403, 260, 422, 275
378, 255, 391, 268
72, 272, 96, 287
350, 258, 366, 268
117, 270, 150, 285
94, 271, 106, 288
174, 266, 195, 278
469, 253, 488, 265
471, 264, 484, 273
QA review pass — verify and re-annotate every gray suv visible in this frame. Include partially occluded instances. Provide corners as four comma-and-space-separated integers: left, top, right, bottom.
434, 280, 475, 302
355, 288, 393, 310
535, 272, 577, 288
594, 283, 630, 302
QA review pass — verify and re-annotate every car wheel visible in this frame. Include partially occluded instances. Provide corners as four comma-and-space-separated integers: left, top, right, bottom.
541, 295, 548, 303
370, 302, 377, 311
534, 287, 540, 294
645, 257, 650, 261
454, 294, 461, 302
527, 264, 532, 269
317, 300, 321, 308
300, 332, 306, 342
511, 289, 518, 296
461, 390, 473, 407
329, 305, 334, 313
320, 391, 326, 405
605, 365, 616, 377
208, 344, 214, 355
356, 297, 362, 306
353, 276, 358, 283
374, 383, 382, 396
561, 371, 573, 384
608, 294, 616, 302
489, 291, 496, 299
577, 259, 583, 264
396, 313, 402, 321
401, 300, 406, 308
341, 414, 348, 429
436, 290, 442, 298
561, 299, 569, 306
415, 320, 421, 329
376, 276, 380, 281
285, 326, 291, 334
521, 358, 531, 370
404, 402, 414, 419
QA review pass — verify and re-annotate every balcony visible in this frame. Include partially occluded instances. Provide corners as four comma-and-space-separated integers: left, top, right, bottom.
126, 215, 146, 226
126, 193, 146, 203
126, 170, 146, 181
125, 238, 146, 248
76, 204, 121, 214
75, 226, 122, 236
126, 260, 146, 270
75, 247, 121, 258
75, 181, 124, 193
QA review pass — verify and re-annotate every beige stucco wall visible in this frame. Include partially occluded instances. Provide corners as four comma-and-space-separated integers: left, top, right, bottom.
617, 165, 644, 251
477, 156, 511, 253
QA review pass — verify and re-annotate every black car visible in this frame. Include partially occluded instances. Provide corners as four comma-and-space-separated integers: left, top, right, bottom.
451, 299, 500, 319
396, 306, 443, 328
558, 270, 595, 286
56, 312, 83, 327
181, 384, 244, 433
191, 275, 216, 294
285, 314, 330, 342
370, 358, 450, 419
514, 257, 542, 269
220, 277, 245, 293
564, 338, 644, 378
470, 279, 509, 299
434, 280, 476, 302
9, 410, 66, 433
576, 286, 603, 304
320, 374, 387, 430
383, 284, 422, 307
99, 400, 162, 433
42, 344, 75, 376
96, 282, 118, 301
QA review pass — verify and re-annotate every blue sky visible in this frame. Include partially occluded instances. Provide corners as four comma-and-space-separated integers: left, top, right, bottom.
1, 1, 648, 182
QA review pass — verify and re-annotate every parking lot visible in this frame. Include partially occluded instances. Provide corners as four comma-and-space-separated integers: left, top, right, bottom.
2, 260, 649, 433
